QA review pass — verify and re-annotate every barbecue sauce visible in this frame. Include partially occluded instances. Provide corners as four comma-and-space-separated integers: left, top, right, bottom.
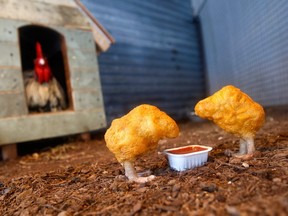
168, 146, 206, 154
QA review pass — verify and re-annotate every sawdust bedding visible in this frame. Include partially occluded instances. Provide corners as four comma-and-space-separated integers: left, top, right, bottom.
0, 106, 287, 215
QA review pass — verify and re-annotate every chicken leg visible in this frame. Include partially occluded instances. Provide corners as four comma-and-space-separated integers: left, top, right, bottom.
235, 136, 255, 160
123, 161, 155, 183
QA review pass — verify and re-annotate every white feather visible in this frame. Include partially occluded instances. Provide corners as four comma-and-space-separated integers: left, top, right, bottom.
25, 74, 67, 112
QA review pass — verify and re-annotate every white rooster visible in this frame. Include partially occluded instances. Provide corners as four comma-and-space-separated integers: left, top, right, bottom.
25, 42, 67, 112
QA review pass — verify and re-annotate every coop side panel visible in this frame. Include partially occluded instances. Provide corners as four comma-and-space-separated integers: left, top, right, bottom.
0, 19, 29, 117
0, 68, 24, 92
0, 42, 22, 67
198, 0, 288, 106
0, 94, 28, 117
81, 0, 206, 122
57, 28, 106, 122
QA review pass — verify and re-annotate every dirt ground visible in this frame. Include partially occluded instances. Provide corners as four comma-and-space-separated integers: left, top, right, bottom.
0, 106, 288, 216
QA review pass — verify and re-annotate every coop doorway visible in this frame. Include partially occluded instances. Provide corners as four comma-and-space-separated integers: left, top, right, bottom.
18, 25, 72, 113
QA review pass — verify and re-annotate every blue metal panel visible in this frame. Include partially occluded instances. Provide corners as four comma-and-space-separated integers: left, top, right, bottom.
198, 0, 288, 106
82, 0, 205, 122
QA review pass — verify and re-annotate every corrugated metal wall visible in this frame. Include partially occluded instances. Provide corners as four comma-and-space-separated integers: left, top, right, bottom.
81, 0, 205, 123
197, 0, 288, 106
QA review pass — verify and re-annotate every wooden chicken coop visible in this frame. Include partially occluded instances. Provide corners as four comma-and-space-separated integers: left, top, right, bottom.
0, 0, 114, 160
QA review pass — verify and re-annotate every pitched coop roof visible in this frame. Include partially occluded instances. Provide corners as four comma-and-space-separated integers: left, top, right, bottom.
0, 0, 115, 53
75, 0, 115, 53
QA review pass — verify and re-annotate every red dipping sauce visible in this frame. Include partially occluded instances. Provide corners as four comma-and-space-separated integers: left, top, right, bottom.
168, 146, 207, 154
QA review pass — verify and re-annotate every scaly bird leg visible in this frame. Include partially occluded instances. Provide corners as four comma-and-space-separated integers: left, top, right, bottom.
123, 161, 155, 183
246, 136, 255, 154
239, 138, 248, 154
234, 136, 255, 160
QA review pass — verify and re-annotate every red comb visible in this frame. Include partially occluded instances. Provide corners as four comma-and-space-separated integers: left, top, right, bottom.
36, 42, 43, 58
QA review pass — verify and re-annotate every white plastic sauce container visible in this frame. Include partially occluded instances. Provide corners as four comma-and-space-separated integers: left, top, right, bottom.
164, 145, 213, 171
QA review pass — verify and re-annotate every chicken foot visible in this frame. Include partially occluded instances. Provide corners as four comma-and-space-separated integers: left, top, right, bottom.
234, 136, 255, 160
123, 161, 155, 183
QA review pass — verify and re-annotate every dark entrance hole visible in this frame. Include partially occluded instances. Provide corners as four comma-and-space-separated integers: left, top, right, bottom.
18, 25, 72, 112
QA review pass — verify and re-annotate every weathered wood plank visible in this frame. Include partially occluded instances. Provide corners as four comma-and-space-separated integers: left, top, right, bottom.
91, 24, 112, 52
67, 48, 98, 69
0, 92, 28, 117
58, 28, 96, 50
0, 42, 21, 67
0, 0, 91, 29
59, 29, 99, 71
0, 109, 106, 145
0, 68, 24, 92
75, 0, 115, 52
0, 18, 26, 42
72, 89, 104, 111
70, 68, 100, 90
34, 0, 78, 7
